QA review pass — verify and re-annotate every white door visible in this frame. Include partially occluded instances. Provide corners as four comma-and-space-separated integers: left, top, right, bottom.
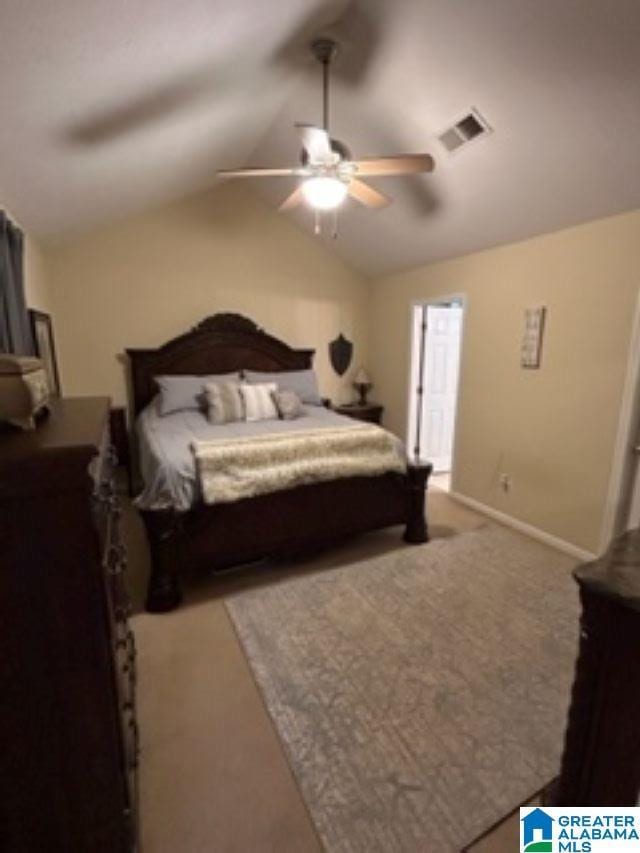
419, 305, 463, 472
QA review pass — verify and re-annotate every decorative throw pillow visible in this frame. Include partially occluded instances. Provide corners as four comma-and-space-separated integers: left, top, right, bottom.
272, 389, 303, 420
155, 373, 240, 416
244, 369, 322, 406
204, 382, 245, 425
239, 382, 278, 422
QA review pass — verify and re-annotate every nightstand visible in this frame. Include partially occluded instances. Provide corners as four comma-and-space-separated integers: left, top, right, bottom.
334, 403, 384, 425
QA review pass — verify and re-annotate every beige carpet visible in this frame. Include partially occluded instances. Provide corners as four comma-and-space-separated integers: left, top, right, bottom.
127, 490, 575, 852
226, 525, 579, 852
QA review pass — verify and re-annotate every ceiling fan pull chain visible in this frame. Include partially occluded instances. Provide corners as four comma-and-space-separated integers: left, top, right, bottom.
314, 209, 321, 235
332, 209, 339, 240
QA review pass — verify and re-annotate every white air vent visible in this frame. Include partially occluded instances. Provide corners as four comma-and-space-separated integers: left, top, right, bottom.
438, 108, 492, 153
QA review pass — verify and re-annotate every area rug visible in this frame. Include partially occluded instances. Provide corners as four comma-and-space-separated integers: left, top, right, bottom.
226, 525, 581, 852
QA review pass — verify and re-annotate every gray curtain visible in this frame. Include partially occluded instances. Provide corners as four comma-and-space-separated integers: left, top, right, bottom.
0, 211, 33, 354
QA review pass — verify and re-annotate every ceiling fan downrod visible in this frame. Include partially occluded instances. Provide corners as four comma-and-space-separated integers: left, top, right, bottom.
311, 37, 339, 133
310, 37, 342, 238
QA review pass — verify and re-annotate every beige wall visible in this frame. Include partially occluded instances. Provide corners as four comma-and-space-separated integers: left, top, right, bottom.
45, 184, 369, 407
38, 187, 640, 552
24, 236, 52, 313
370, 209, 640, 553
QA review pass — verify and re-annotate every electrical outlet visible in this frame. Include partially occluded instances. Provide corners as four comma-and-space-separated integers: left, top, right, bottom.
499, 473, 512, 492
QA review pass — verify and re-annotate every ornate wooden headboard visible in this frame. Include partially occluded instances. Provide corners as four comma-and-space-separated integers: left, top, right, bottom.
125, 313, 315, 415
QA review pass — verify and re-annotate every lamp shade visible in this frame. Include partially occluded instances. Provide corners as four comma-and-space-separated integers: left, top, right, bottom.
354, 367, 371, 385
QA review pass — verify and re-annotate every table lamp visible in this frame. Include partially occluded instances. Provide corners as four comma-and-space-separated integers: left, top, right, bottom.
353, 367, 372, 406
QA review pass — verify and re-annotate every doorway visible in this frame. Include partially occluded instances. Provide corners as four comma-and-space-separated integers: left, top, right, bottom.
600, 289, 640, 550
407, 298, 465, 491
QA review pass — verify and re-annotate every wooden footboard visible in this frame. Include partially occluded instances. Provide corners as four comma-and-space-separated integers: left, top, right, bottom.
141, 465, 431, 613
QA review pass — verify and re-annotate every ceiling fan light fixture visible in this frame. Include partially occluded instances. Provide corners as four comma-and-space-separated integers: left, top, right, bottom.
301, 176, 348, 210
218, 37, 435, 223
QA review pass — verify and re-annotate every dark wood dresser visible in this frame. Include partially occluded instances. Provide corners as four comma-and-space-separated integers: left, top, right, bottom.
552, 527, 640, 805
0, 397, 138, 852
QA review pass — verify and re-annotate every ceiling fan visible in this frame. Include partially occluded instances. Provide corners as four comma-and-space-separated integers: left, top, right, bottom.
217, 38, 435, 225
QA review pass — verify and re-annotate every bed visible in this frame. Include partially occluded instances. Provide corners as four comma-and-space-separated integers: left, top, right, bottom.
126, 313, 431, 612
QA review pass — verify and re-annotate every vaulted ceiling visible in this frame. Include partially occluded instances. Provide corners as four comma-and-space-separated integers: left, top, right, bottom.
2, 0, 640, 275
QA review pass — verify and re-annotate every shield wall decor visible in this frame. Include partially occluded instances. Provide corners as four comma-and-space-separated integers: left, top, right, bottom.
329, 334, 353, 376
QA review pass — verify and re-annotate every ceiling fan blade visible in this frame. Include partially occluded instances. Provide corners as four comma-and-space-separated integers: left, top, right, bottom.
218, 167, 303, 178
348, 179, 392, 209
279, 185, 305, 212
295, 123, 334, 164
353, 154, 435, 177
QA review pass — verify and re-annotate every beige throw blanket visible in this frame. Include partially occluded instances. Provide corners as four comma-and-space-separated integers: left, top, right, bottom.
192, 423, 406, 505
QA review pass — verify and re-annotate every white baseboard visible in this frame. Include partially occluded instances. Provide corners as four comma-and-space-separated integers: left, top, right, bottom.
448, 491, 597, 563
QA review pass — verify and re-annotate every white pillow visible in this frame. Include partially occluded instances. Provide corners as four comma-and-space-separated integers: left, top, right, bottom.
240, 382, 278, 422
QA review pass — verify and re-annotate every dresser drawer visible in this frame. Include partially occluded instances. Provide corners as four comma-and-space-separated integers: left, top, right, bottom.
91, 428, 118, 555
0, 397, 135, 851
89, 422, 117, 491
114, 628, 137, 708
91, 443, 132, 627
120, 648, 139, 838
89, 422, 139, 842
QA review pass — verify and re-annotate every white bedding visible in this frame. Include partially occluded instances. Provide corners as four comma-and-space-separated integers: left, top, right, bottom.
135, 398, 405, 512
194, 423, 406, 505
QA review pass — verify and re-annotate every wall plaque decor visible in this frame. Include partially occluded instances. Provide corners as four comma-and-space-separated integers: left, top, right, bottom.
521, 306, 546, 369
329, 333, 353, 376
